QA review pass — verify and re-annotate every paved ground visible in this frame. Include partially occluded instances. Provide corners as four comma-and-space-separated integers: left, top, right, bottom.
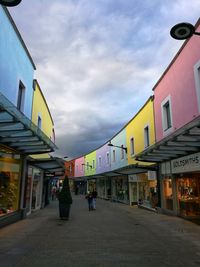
0, 195, 200, 267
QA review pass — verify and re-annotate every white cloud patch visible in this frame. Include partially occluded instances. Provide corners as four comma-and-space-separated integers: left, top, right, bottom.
9, 0, 200, 158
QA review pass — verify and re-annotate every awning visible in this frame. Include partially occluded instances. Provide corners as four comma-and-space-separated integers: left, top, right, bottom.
76, 164, 157, 180
0, 92, 57, 154
135, 115, 200, 162
29, 157, 65, 175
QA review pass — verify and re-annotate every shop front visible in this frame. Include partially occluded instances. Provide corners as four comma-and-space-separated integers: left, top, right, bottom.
0, 146, 22, 218
161, 153, 200, 220
96, 176, 111, 199
111, 175, 129, 204
128, 171, 157, 209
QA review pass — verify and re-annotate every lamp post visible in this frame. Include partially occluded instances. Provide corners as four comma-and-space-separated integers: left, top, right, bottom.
108, 142, 127, 153
170, 22, 200, 40
0, 0, 22, 6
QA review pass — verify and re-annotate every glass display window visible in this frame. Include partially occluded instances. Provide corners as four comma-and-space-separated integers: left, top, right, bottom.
177, 174, 200, 217
163, 177, 173, 210
0, 146, 21, 216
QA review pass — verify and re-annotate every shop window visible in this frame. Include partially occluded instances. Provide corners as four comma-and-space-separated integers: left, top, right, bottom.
144, 125, 150, 148
177, 175, 200, 217
17, 81, 25, 112
163, 177, 173, 210
0, 147, 21, 216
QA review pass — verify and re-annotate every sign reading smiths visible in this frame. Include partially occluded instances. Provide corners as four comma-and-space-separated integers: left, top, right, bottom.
171, 152, 200, 173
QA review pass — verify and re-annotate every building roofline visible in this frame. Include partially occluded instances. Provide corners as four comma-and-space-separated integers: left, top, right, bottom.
152, 17, 200, 91
2, 7, 36, 70
71, 96, 154, 161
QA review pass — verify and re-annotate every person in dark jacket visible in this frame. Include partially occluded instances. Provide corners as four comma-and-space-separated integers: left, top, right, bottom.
92, 189, 98, 210
58, 176, 72, 220
85, 191, 93, 211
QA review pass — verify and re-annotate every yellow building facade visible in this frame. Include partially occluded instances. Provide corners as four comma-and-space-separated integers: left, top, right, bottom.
32, 80, 55, 142
126, 96, 155, 166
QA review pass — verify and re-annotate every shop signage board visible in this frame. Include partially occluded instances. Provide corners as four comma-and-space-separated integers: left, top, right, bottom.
171, 152, 200, 174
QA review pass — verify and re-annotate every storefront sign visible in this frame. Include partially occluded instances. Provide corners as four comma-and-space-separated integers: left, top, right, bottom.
171, 152, 200, 173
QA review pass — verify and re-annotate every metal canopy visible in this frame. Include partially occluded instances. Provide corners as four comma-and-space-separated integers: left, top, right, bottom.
29, 157, 65, 174
0, 93, 57, 154
76, 164, 157, 180
135, 115, 200, 162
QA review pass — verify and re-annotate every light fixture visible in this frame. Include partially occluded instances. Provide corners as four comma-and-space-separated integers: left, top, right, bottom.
108, 142, 127, 153
82, 163, 92, 168
0, 0, 22, 6
170, 22, 200, 40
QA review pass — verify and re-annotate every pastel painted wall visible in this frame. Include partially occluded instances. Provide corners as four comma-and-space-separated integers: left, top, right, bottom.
96, 142, 111, 174
154, 22, 200, 142
65, 160, 75, 178
0, 7, 35, 119
84, 151, 96, 176
32, 80, 54, 141
74, 157, 85, 178
126, 96, 155, 165
110, 128, 128, 171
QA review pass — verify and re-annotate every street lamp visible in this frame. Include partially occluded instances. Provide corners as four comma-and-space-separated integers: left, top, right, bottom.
108, 142, 127, 153
170, 22, 200, 40
0, 0, 22, 6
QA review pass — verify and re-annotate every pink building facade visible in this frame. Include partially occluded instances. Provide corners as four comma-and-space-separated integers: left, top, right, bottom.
151, 20, 200, 221
154, 21, 200, 141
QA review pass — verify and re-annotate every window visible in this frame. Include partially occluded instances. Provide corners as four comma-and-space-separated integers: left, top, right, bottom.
76, 165, 78, 172
163, 101, 172, 130
130, 137, 134, 155
37, 115, 42, 129
92, 160, 95, 169
161, 96, 173, 135
106, 152, 110, 165
69, 165, 72, 173
81, 164, 84, 171
121, 145, 125, 160
144, 126, 150, 148
113, 150, 116, 162
194, 61, 200, 112
17, 81, 25, 112
98, 156, 102, 167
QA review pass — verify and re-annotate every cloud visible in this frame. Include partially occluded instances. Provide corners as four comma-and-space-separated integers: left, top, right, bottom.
9, 0, 200, 158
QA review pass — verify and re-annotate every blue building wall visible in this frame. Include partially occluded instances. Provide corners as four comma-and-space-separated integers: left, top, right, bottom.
0, 7, 35, 119
110, 129, 128, 171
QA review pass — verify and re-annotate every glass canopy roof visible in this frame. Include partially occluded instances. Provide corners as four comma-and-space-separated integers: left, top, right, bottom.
0, 92, 57, 154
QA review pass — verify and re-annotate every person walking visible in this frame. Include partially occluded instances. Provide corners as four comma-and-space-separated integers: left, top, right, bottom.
85, 191, 93, 211
92, 189, 97, 210
58, 176, 72, 220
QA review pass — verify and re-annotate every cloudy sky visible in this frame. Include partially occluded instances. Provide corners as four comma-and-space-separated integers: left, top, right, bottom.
9, 0, 200, 159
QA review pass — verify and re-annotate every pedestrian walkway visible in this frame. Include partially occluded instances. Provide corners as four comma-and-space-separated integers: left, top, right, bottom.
0, 195, 200, 267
